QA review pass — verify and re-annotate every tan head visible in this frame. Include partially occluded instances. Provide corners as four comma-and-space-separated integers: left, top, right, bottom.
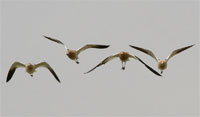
25, 63, 36, 76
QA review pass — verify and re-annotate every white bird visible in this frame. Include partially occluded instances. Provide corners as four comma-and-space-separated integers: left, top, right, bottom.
43, 35, 110, 64
6, 62, 61, 83
85, 51, 162, 76
129, 44, 194, 74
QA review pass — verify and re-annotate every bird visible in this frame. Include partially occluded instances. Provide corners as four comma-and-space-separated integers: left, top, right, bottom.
6, 62, 61, 83
43, 35, 110, 64
84, 51, 162, 76
129, 44, 194, 74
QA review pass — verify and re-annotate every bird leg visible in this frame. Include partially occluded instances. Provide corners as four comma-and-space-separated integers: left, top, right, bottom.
161, 71, 163, 74
30, 74, 33, 77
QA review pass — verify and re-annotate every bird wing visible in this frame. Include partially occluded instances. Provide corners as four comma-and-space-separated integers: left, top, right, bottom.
84, 53, 120, 74
134, 56, 162, 76
43, 35, 68, 50
35, 62, 61, 83
6, 62, 25, 82
77, 44, 110, 55
129, 45, 158, 62
167, 44, 194, 61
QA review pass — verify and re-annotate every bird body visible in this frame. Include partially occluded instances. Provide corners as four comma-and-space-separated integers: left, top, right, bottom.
66, 49, 78, 59
119, 51, 130, 62
158, 60, 167, 70
25, 63, 36, 75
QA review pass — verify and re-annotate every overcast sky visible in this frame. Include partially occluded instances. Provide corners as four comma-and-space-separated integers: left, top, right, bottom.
1, 1, 199, 117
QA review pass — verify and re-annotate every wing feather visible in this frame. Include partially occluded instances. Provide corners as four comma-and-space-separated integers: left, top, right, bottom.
43, 35, 68, 49
6, 62, 25, 82
77, 44, 110, 55
129, 45, 158, 62
84, 53, 119, 74
167, 44, 194, 61
35, 62, 61, 83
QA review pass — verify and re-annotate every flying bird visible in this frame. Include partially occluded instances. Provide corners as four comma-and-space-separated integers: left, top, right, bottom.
6, 62, 61, 83
84, 51, 162, 76
43, 35, 110, 64
129, 44, 194, 74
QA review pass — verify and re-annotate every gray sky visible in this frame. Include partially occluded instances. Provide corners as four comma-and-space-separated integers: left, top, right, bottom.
1, 1, 199, 117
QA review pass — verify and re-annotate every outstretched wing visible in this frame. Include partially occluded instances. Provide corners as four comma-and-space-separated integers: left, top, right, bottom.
43, 35, 68, 50
77, 44, 110, 55
134, 56, 162, 76
35, 62, 61, 83
129, 45, 158, 62
84, 53, 120, 74
6, 62, 25, 82
167, 44, 194, 61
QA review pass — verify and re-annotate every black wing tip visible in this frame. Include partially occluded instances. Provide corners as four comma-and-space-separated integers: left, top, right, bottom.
43, 35, 47, 38
84, 71, 90, 74
6, 68, 16, 83
54, 75, 61, 83
129, 45, 135, 48
189, 44, 195, 47
184, 44, 195, 49
84, 68, 95, 74
157, 72, 162, 77
129, 45, 140, 49
84, 63, 102, 74
57, 80, 61, 83
6, 79, 10, 83
48, 68, 61, 83
96, 45, 110, 48
43, 35, 51, 39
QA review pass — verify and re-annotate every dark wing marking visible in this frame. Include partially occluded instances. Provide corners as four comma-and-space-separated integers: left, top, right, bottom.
167, 44, 194, 61
129, 45, 158, 62
135, 56, 162, 76
84, 53, 119, 74
43, 35, 68, 49
35, 62, 61, 83
6, 62, 25, 82
77, 44, 110, 55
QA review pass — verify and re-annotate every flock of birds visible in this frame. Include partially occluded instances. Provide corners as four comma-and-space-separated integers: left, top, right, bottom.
6, 36, 194, 83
